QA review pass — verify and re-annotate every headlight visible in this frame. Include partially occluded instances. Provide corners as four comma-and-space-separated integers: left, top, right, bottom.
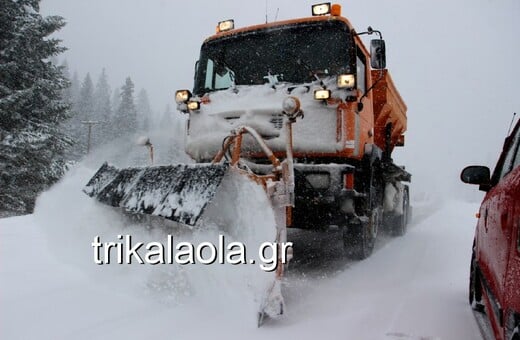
282, 96, 301, 115
312, 3, 331, 16
337, 74, 355, 89
314, 89, 331, 100
187, 100, 200, 111
217, 19, 234, 33
175, 90, 192, 104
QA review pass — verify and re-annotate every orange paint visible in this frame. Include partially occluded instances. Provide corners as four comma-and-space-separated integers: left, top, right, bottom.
344, 173, 354, 189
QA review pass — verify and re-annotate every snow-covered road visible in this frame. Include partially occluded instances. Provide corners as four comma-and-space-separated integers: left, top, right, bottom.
1, 195, 482, 339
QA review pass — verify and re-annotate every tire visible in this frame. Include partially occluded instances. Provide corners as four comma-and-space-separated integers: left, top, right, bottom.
390, 186, 409, 237
343, 207, 382, 260
511, 326, 520, 340
343, 156, 383, 260
469, 244, 485, 312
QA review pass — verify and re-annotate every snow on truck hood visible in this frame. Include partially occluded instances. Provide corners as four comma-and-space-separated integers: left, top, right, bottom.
186, 82, 343, 161
200, 84, 309, 112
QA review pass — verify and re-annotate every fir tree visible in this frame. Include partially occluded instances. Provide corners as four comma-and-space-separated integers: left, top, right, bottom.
111, 88, 120, 117
92, 68, 111, 145
114, 77, 137, 137
60, 60, 72, 104
136, 89, 152, 132
72, 73, 95, 150
60, 62, 83, 158
69, 71, 81, 106
0, 0, 71, 215
78, 73, 94, 121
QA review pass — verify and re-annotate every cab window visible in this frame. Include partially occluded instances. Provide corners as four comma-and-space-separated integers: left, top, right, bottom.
204, 59, 235, 91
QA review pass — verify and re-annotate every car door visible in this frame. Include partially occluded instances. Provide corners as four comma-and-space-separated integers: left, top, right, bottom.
477, 120, 520, 330
503, 129, 520, 338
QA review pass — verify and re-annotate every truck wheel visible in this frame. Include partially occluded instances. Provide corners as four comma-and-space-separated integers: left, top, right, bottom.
343, 207, 382, 260
469, 244, 485, 312
391, 186, 409, 236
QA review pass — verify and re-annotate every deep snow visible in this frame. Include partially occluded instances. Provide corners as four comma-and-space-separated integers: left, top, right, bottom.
1, 184, 482, 339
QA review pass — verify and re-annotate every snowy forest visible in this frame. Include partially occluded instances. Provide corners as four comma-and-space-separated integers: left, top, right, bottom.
0, 1, 176, 217
61, 66, 162, 157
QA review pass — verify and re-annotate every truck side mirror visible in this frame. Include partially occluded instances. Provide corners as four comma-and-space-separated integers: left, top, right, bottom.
194, 60, 199, 83
370, 39, 386, 70
460, 166, 491, 185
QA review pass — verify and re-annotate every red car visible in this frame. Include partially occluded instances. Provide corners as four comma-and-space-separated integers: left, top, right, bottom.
461, 118, 520, 340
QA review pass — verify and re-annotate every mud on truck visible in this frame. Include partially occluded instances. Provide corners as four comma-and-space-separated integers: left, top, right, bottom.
84, 3, 411, 324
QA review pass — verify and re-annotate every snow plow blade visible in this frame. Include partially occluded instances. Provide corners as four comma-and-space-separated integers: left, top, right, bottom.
83, 162, 229, 226
84, 120, 300, 326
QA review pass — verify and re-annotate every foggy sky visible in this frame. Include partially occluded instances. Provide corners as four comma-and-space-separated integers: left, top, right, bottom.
40, 0, 520, 199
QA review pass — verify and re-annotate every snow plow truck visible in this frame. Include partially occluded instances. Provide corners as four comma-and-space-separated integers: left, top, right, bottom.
84, 3, 411, 325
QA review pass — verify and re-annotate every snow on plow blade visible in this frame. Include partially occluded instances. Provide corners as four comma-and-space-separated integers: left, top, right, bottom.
83, 162, 229, 226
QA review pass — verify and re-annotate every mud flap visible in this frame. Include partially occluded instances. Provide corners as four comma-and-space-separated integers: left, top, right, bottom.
83, 162, 229, 226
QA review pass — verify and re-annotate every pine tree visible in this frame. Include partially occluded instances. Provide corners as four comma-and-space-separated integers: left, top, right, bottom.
60, 62, 82, 158
0, 0, 71, 216
113, 77, 137, 137
72, 73, 95, 150
70, 71, 81, 106
78, 73, 94, 121
136, 89, 152, 132
92, 68, 111, 145
60, 60, 73, 105
62, 70, 87, 158
58, 66, 85, 159
111, 88, 120, 118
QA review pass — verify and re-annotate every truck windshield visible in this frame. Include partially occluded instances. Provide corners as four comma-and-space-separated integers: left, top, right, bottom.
193, 20, 354, 95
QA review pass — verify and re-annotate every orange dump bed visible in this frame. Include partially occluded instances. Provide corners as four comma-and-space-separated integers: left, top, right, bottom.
371, 70, 407, 152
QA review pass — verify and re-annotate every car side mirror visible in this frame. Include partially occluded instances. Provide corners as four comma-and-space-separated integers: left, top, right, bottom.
460, 165, 491, 188
370, 39, 386, 70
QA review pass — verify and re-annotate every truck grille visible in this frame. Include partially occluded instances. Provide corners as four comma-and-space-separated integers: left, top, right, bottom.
270, 114, 283, 129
